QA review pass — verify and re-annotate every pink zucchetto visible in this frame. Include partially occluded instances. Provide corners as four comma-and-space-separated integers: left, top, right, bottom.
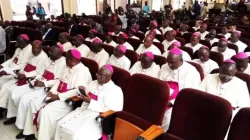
33, 40, 42, 44
119, 45, 127, 53
71, 49, 81, 60
77, 34, 84, 40
171, 41, 181, 48
130, 28, 137, 33
62, 32, 69, 36
220, 38, 228, 42
91, 29, 97, 34
224, 59, 236, 64
56, 43, 64, 52
151, 20, 158, 27
120, 33, 128, 39
93, 38, 102, 44
200, 46, 209, 49
235, 52, 249, 59
169, 48, 183, 55
234, 31, 241, 37
20, 34, 29, 41
144, 51, 154, 60
104, 64, 114, 73
107, 32, 113, 36
192, 32, 200, 37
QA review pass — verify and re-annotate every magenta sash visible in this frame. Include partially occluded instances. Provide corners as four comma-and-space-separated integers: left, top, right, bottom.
88, 92, 98, 101
13, 57, 18, 64
166, 81, 179, 110
24, 63, 36, 72
42, 70, 54, 81
57, 81, 68, 93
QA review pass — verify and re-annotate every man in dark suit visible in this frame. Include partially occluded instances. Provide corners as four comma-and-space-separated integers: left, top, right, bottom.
68, 18, 78, 37
3, 21, 13, 40
43, 23, 57, 41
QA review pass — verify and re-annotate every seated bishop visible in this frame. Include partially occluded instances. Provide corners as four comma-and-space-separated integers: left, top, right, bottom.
87, 38, 109, 68
233, 52, 250, 75
192, 46, 219, 76
0, 40, 48, 116
159, 48, 201, 131
5, 44, 66, 140
199, 59, 250, 117
107, 44, 131, 71
129, 51, 160, 78
21, 49, 92, 140
73, 34, 90, 57
58, 32, 73, 52
136, 35, 161, 56
0, 34, 33, 88
54, 65, 124, 140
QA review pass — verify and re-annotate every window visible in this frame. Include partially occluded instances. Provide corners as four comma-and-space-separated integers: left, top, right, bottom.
152, 0, 163, 11
173, 0, 185, 9
10, 0, 62, 20
77, 0, 97, 15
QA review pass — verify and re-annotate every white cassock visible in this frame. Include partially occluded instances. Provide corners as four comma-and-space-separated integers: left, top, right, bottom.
85, 37, 101, 42
159, 61, 201, 131
76, 44, 90, 57
153, 38, 160, 43
136, 44, 161, 55
129, 62, 160, 78
160, 26, 173, 35
192, 59, 219, 76
199, 73, 250, 117
228, 41, 248, 52
130, 36, 140, 40
121, 42, 134, 51
145, 29, 161, 36
15, 57, 66, 130
107, 55, 131, 71
0, 44, 33, 88
198, 31, 209, 40
211, 47, 236, 60
111, 32, 124, 36
62, 42, 73, 52
87, 49, 109, 68
218, 33, 231, 40
0, 51, 48, 109
162, 39, 177, 51
185, 43, 203, 53
162, 51, 191, 61
26, 63, 92, 140
180, 31, 188, 36
54, 80, 124, 140
243, 64, 250, 75
208, 38, 219, 46
103, 40, 117, 48
192, 26, 200, 31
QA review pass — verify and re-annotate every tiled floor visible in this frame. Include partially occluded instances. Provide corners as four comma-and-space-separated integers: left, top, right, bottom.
0, 119, 21, 140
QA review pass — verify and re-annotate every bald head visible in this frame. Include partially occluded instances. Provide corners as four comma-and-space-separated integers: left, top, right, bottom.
59, 33, 69, 44
165, 30, 175, 41
167, 52, 183, 70
230, 32, 240, 43
46, 23, 52, 29
141, 53, 153, 69
144, 35, 153, 48
32, 40, 43, 56
198, 47, 210, 62
50, 45, 63, 61
219, 62, 237, 83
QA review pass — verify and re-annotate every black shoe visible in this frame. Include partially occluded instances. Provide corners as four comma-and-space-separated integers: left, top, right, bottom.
16, 131, 27, 139
3, 117, 16, 125
25, 134, 36, 140
0, 108, 7, 118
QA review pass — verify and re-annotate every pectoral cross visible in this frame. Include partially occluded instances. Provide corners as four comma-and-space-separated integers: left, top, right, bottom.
59, 82, 65, 91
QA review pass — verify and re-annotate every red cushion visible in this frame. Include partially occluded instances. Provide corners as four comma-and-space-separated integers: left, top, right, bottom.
81, 58, 99, 80
111, 66, 130, 94
168, 88, 232, 140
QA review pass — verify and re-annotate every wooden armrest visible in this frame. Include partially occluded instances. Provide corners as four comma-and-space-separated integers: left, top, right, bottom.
138, 125, 164, 140
100, 110, 116, 118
